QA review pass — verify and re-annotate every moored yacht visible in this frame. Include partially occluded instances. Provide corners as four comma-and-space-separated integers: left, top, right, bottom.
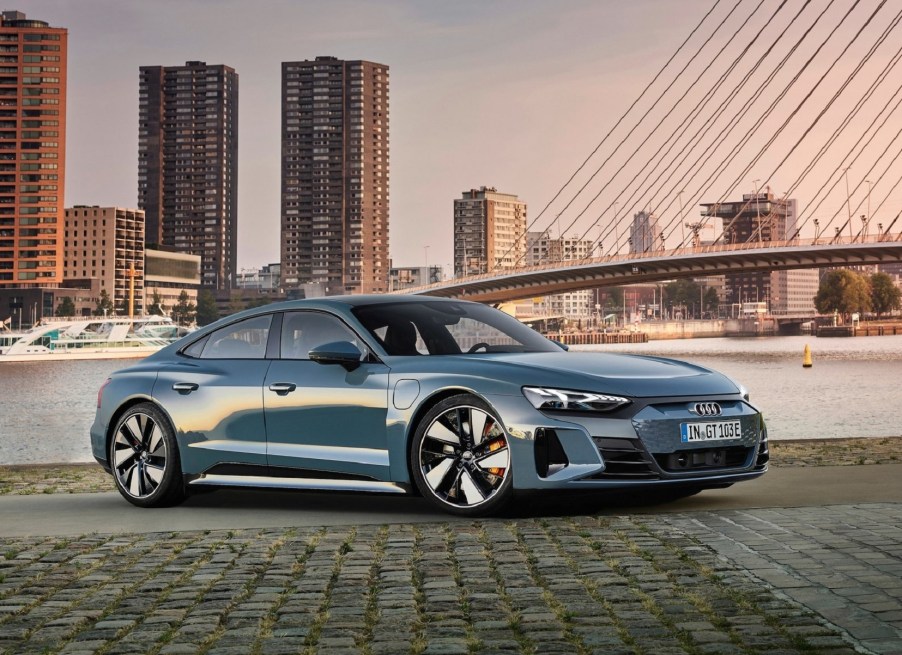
0, 316, 189, 362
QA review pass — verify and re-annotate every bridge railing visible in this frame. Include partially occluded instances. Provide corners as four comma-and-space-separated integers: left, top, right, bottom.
399, 232, 901, 295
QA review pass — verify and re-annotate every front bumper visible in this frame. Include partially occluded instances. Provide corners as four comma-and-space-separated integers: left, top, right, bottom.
488, 393, 768, 491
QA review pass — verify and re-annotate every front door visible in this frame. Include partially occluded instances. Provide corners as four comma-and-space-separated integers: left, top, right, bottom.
263, 310, 391, 480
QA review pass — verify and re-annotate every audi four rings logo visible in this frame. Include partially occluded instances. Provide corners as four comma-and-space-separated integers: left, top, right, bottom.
692, 402, 722, 417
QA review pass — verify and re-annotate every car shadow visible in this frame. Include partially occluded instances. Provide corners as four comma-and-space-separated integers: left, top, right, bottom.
180, 486, 717, 520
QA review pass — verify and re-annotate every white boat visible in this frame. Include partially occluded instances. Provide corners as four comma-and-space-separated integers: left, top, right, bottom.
0, 316, 189, 362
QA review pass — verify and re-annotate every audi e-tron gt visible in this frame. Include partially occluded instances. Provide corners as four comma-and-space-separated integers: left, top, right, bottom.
91, 296, 768, 516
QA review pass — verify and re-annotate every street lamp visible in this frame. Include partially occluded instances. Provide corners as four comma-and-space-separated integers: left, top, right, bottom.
866, 179, 873, 239
813, 218, 819, 240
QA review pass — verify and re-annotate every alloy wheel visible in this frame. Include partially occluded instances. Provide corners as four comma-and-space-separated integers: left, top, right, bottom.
112, 411, 168, 499
418, 404, 510, 509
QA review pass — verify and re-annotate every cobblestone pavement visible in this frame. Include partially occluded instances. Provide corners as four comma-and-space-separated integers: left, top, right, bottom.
3, 504, 900, 654
1, 437, 899, 497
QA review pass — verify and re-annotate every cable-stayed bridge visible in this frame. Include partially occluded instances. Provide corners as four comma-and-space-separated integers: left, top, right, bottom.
429, 2, 902, 307
399, 234, 902, 304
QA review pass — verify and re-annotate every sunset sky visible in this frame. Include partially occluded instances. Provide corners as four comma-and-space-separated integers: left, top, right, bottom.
13, 0, 902, 274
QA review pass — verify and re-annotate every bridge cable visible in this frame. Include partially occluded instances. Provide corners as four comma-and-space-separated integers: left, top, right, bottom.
487, 0, 742, 272
640, 0, 842, 250
778, 38, 902, 241
643, 0, 870, 250
697, 1, 894, 246
575, 0, 823, 256
511, 0, 778, 268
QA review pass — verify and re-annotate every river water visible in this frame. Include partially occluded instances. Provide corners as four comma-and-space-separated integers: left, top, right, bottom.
1, 335, 900, 465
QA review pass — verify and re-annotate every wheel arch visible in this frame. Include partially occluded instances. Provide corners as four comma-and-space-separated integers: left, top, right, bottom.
105, 396, 169, 464
403, 387, 502, 491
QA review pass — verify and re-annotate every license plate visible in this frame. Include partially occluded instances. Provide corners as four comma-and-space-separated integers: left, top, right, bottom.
680, 420, 742, 443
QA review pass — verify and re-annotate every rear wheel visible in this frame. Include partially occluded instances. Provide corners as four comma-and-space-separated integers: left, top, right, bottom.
110, 403, 185, 508
410, 394, 513, 517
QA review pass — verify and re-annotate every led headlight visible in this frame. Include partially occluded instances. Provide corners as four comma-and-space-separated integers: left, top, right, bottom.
523, 387, 631, 413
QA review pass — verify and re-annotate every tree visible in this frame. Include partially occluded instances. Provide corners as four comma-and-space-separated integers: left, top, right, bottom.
170, 290, 196, 326
814, 269, 871, 317
55, 296, 75, 317
95, 289, 114, 316
147, 291, 165, 316
870, 272, 901, 318
664, 279, 701, 307
665, 279, 702, 317
195, 289, 219, 326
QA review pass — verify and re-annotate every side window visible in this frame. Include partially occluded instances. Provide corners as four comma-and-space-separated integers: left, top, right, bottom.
281, 311, 363, 360
200, 315, 272, 359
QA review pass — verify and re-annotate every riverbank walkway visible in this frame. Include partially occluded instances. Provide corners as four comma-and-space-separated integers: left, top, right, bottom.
0, 437, 900, 655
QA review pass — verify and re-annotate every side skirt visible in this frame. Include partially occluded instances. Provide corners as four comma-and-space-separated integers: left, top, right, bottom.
187, 473, 410, 495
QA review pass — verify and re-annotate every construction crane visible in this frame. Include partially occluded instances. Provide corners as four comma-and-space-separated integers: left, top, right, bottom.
684, 221, 712, 247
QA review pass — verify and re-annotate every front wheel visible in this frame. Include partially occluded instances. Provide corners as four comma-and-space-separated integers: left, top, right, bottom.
410, 394, 513, 517
110, 403, 185, 508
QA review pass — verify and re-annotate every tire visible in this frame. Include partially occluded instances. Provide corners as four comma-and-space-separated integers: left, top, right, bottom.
410, 394, 513, 517
109, 402, 185, 508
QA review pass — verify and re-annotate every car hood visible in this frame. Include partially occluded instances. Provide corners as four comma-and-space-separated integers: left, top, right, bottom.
389, 351, 740, 398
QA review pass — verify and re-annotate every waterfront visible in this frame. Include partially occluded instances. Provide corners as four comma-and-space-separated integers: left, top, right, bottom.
0, 334, 900, 465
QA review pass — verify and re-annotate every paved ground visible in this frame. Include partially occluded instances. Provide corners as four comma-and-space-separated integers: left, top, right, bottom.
0, 464, 900, 538
0, 439, 900, 654
1, 436, 899, 496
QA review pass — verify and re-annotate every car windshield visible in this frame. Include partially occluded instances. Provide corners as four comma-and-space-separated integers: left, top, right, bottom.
352, 300, 561, 356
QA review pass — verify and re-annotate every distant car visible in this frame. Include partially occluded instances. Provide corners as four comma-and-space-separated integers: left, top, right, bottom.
91, 296, 767, 517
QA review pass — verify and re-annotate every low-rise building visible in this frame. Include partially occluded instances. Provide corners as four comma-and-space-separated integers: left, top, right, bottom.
64, 206, 145, 315
144, 245, 201, 312
390, 266, 443, 291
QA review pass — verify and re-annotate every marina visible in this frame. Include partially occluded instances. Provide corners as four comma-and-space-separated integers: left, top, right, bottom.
0, 334, 900, 466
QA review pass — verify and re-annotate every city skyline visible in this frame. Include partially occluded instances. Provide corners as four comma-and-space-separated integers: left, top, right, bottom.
7, 0, 902, 278
2, 0, 743, 274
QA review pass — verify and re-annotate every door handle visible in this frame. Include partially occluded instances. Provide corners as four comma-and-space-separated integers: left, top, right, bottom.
268, 382, 297, 396
172, 382, 198, 394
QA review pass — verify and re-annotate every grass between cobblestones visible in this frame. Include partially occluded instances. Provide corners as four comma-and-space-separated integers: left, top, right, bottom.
0, 436, 899, 496
0, 517, 861, 654
0, 438, 897, 652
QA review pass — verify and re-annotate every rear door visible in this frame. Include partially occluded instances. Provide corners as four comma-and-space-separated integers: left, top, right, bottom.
263, 310, 392, 481
153, 314, 273, 476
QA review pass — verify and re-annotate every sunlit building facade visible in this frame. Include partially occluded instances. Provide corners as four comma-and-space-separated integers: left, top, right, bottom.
64, 206, 145, 315
0, 11, 67, 288
453, 187, 526, 276
526, 232, 593, 318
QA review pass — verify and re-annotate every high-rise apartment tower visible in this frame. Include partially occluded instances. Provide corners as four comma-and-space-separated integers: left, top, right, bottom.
138, 61, 238, 290
281, 56, 389, 295
0, 11, 67, 288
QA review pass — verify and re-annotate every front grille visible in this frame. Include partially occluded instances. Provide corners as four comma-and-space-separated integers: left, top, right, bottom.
654, 446, 752, 472
589, 437, 659, 479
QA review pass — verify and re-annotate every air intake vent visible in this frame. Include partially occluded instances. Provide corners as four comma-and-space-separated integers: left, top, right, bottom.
534, 428, 569, 477
588, 437, 658, 479
654, 446, 751, 472
755, 430, 769, 469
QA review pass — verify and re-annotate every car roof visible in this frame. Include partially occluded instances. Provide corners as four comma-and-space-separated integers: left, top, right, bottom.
249, 295, 472, 311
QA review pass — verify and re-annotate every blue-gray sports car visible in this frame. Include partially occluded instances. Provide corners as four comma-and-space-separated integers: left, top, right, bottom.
91, 296, 768, 516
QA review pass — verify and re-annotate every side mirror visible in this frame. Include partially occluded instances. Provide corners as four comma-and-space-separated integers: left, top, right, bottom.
308, 340, 363, 371
549, 339, 569, 351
